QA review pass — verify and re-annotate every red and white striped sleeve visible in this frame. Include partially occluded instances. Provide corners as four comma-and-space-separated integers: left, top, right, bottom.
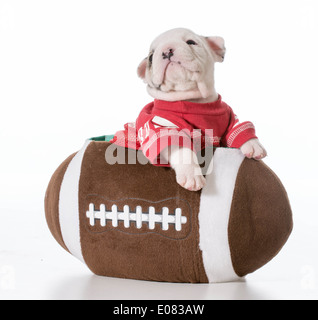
137, 116, 193, 167
223, 110, 258, 149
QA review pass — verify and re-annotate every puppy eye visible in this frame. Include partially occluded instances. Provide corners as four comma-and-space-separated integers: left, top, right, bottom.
186, 40, 197, 45
148, 52, 154, 66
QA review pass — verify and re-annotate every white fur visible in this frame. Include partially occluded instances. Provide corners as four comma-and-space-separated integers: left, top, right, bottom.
138, 28, 222, 102
137, 28, 267, 191
161, 146, 206, 191
240, 138, 267, 160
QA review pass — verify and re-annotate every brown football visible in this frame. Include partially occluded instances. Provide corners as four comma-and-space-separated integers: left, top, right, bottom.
45, 140, 293, 283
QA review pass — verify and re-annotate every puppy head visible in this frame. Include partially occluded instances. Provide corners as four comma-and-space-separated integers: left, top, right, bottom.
138, 28, 226, 101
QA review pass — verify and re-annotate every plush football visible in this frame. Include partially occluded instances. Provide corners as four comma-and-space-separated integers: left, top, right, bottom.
45, 139, 293, 283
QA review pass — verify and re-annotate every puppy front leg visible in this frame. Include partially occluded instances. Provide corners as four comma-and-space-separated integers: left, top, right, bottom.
161, 146, 206, 191
240, 138, 267, 160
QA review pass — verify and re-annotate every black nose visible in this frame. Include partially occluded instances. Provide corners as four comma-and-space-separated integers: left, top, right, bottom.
162, 49, 174, 60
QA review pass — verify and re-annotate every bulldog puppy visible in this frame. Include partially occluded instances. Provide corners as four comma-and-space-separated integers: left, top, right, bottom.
137, 28, 267, 191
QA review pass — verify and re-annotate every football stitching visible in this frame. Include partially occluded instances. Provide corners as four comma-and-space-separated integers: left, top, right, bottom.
86, 203, 187, 231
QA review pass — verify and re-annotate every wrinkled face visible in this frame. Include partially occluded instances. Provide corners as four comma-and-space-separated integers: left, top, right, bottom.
138, 28, 226, 101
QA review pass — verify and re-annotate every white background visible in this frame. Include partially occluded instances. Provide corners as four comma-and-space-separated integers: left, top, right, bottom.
0, 0, 318, 300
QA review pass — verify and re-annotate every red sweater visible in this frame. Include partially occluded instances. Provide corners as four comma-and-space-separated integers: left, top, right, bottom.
111, 95, 257, 166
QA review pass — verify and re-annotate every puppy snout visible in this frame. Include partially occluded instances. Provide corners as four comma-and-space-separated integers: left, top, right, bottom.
162, 48, 174, 60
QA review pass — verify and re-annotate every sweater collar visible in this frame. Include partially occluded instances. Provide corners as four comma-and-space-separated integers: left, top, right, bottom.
153, 95, 226, 115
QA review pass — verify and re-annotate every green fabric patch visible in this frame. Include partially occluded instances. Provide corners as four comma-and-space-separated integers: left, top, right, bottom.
89, 135, 114, 142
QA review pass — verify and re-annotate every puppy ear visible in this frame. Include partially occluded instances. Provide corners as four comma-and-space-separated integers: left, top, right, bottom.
137, 58, 147, 79
205, 36, 226, 62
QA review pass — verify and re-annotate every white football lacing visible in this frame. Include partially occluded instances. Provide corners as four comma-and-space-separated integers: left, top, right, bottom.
86, 203, 187, 232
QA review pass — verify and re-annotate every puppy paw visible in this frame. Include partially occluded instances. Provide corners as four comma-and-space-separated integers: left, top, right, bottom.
175, 165, 206, 191
240, 139, 267, 160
